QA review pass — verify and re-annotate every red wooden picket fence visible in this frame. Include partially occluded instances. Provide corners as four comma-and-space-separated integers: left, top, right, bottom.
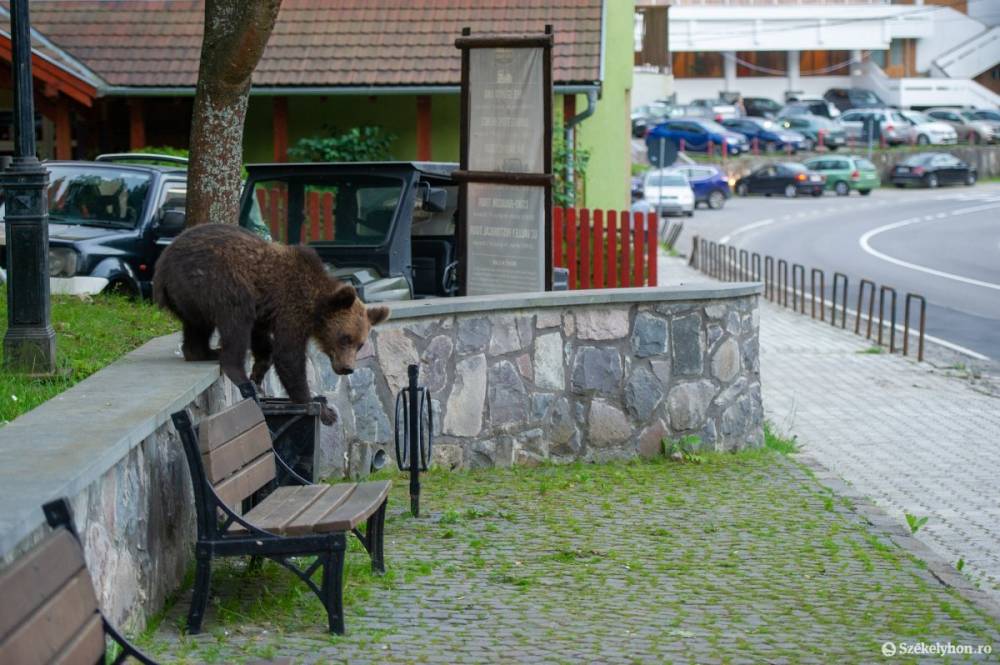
255, 187, 337, 244
553, 207, 658, 290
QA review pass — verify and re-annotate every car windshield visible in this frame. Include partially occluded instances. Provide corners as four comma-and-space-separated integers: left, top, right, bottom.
746, 118, 775, 129
781, 163, 808, 172
45, 165, 152, 228
646, 173, 688, 187
242, 173, 404, 247
903, 111, 932, 124
969, 110, 1000, 121
697, 119, 728, 133
902, 153, 936, 166
851, 90, 880, 105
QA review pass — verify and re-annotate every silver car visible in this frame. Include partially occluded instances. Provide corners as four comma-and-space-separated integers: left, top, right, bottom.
899, 110, 958, 145
926, 108, 997, 144
838, 108, 913, 145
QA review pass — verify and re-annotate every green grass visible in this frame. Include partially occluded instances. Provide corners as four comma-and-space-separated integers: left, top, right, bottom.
141, 448, 1000, 663
0, 292, 178, 423
764, 423, 799, 455
858, 346, 885, 355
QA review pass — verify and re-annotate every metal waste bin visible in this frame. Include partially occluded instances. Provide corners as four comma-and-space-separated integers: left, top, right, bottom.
259, 397, 325, 484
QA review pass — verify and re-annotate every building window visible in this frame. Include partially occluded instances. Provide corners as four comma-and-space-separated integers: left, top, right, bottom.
800, 50, 852, 76
735, 52, 785, 77
869, 50, 888, 68
671, 52, 723, 78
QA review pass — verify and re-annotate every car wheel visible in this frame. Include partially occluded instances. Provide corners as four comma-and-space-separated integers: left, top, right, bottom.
106, 279, 138, 299
828, 145, 839, 151
965, 172, 976, 186
834, 181, 850, 196
784, 184, 797, 198
736, 183, 749, 197
859, 189, 872, 196
917, 134, 929, 146
894, 183, 905, 188
708, 190, 726, 209
811, 189, 823, 197
684, 210, 694, 217
925, 173, 938, 188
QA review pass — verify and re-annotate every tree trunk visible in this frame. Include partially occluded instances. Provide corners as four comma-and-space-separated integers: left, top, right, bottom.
186, 0, 282, 226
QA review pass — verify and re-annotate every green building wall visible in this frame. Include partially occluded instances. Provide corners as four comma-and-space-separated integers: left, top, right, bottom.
240, 1, 632, 209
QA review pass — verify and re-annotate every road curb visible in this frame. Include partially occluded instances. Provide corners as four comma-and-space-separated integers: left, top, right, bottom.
796, 452, 1000, 623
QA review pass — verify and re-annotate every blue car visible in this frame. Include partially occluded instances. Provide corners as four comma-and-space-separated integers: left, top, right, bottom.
646, 117, 750, 164
671, 164, 732, 209
721, 117, 808, 152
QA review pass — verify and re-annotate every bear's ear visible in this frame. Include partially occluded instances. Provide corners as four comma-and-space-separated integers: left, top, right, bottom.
367, 305, 390, 326
319, 284, 357, 316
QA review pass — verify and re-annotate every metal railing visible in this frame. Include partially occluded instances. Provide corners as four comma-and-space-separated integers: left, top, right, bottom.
690, 236, 927, 361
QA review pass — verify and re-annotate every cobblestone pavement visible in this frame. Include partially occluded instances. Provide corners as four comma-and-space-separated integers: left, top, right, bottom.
144, 454, 1000, 664
758, 298, 1000, 606
662, 254, 1000, 608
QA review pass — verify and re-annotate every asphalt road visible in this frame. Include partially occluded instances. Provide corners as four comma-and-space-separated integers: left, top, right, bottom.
669, 182, 1000, 363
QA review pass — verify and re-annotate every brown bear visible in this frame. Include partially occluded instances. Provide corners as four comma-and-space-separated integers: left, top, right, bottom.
153, 224, 389, 425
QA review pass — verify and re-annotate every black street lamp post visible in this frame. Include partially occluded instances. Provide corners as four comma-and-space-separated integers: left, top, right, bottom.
3, 0, 55, 374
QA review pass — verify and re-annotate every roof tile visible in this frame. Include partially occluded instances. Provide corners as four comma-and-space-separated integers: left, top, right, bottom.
23, 0, 602, 88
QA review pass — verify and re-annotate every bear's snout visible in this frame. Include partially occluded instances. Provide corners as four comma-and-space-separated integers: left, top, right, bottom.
334, 367, 355, 376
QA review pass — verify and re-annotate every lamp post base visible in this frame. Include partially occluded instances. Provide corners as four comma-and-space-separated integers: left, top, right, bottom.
4, 324, 56, 375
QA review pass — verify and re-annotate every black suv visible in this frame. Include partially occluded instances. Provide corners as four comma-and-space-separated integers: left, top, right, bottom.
238, 161, 459, 302
0, 154, 188, 297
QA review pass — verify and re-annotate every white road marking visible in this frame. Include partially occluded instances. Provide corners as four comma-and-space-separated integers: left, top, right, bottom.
859, 203, 1000, 292
719, 218, 775, 245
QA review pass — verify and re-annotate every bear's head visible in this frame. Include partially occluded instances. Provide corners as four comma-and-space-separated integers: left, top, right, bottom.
314, 284, 390, 376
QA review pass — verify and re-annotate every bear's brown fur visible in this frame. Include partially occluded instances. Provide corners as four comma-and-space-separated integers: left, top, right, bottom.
153, 224, 389, 424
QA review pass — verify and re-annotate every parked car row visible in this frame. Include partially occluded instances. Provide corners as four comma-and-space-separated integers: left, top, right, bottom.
634, 149, 977, 215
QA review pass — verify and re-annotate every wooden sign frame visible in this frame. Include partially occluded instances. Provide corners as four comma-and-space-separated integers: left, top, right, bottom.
454, 26, 554, 294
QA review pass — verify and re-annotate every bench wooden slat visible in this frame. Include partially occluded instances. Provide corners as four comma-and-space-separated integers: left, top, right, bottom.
0, 530, 85, 641
202, 421, 273, 484
52, 613, 104, 665
0, 570, 99, 665
213, 453, 276, 509
229, 485, 330, 534
312, 481, 392, 533
274, 485, 356, 536
198, 399, 265, 454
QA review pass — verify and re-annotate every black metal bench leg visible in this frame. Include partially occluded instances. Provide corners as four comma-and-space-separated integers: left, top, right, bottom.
370, 500, 386, 574
322, 539, 346, 634
187, 555, 212, 634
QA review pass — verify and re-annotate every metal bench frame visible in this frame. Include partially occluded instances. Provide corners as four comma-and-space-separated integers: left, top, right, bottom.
172, 408, 386, 635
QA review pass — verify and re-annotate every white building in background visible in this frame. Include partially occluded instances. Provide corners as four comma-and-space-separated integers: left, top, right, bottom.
634, 0, 1000, 110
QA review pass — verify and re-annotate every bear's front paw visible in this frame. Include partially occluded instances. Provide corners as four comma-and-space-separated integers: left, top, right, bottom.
320, 404, 338, 426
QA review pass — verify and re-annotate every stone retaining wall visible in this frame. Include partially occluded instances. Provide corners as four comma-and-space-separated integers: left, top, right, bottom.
267, 285, 765, 478
0, 283, 761, 631
0, 335, 232, 630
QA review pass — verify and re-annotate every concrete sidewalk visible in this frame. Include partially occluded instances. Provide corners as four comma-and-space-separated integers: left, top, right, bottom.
661, 254, 1000, 607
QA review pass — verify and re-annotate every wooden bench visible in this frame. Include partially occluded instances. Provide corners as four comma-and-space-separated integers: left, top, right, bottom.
0, 497, 290, 665
172, 398, 390, 635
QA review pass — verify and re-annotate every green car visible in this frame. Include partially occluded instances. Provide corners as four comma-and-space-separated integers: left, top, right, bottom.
803, 155, 880, 196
